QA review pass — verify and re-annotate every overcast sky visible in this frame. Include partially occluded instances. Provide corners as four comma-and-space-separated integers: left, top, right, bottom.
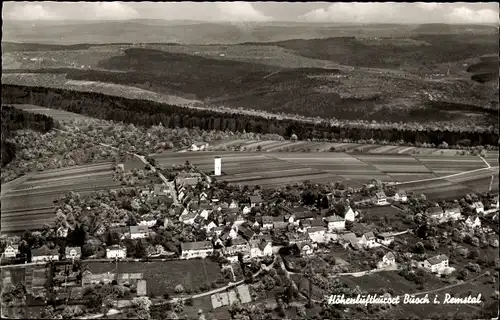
3, 2, 499, 24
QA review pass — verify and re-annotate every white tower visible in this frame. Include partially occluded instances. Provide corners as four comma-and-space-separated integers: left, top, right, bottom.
214, 157, 222, 176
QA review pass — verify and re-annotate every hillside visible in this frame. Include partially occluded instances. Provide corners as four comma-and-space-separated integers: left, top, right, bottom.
3, 21, 497, 45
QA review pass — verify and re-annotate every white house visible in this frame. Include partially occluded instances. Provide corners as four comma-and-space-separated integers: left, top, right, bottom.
249, 239, 273, 259
376, 232, 394, 246
189, 142, 209, 151
242, 205, 252, 215
106, 245, 127, 259
179, 211, 198, 225
334, 203, 356, 222
465, 215, 481, 229
65, 247, 82, 260
130, 225, 150, 239
324, 215, 346, 231
138, 217, 157, 228
198, 209, 211, 220
393, 190, 408, 202
261, 216, 273, 230
470, 201, 484, 214
224, 238, 250, 257
3, 245, 19, 258
426, 206, 444, 220
444, 206, 462, 221
378, 252, 396, 268
359, 232, 379, 249
57, 226, 69, 238
31, 246, 60, 262
181, 241, 214, 259
424, 254, 449, 273
200, 192, 208, 201
229, 200, 239, 209
373, 192, 387, 205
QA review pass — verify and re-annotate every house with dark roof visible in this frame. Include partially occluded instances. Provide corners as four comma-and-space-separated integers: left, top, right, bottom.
249, 239, 272, 258
333, 203, 356, 222
378, 252, 396, 268
31, 246, 59, 262
359, 232, 378, 248
273, 221, 289, 230
261, 216, 273, 229
373, 191, 387, 205
296, 241, 314, 256
249, 195, 263, 207
130, 225, 150, 239
393, 190, 408, 202
444, 206, 462, 221
376, 232, 395, 245
324, 215, 345, 231
286, 233, 309, 245
237, 225, 255, 241
181, 241, 214, 259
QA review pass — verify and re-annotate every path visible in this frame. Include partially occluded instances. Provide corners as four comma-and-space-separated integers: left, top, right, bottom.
411, 272, 488, 296
392, 166, 499, 186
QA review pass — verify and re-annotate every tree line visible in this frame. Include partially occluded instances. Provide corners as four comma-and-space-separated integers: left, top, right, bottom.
2, 84, 498, 147
1, 105, 56, 167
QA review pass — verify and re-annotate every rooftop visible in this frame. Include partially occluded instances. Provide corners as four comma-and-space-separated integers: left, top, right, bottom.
427, 254, 448, 265
181, 241, 213, 251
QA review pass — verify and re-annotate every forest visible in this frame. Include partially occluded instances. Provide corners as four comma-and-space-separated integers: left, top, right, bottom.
271, 34, 499, 69
1, 105, 56, 167
2, 84, 498, 148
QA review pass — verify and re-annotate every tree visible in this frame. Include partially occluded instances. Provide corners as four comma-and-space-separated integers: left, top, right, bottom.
134, 241, 147, 259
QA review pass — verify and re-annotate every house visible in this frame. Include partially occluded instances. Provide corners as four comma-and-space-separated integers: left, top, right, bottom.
229, 200, 239, 209
339, 233, 360, 250
130, 225, 150, 239
138, 216, 157, 228
307, 226, 326, 236
189, 142, 208, 151
56, 226, 69, 238
324, 215, 345, 231
296, 242, 314, 256
249, 195, 262, 208
273, 222, 288, 230
237, 225, 255, 241
200, 192, 208, 201
202, 220, 218, 233
106, 245, 127, 259
359, 232, 379, 249
376, 232, 395, 245
393, 190, 408, 202
198, 208, 211, 220
290, 207, 315, 221
426, 206, 444, 220
224, 238, 250, 257
444, 206, 462, 221
179, 211, 198, 225
181, 241, 214, 259
65, 247, 82, 260
373, 191, 387, 205
3, 245, 19, 258
31, 246, 60, 262
378, 252, 396, 268
242, 205, 252, 215
424, 254, 449, 273
249, 239, 273, 258
233, 214, 246, 227
333, 203, 356, 222
465, 215, 481, 229
286, 233, 310, 245
310, 218, 325, 228
470, 201, 484, 214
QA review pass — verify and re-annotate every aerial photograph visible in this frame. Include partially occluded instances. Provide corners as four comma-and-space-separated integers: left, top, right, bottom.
1, 2, 499, 319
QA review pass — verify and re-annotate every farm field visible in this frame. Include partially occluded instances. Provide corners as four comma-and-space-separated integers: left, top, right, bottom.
0, 162, 122, 234
10, 103, 92, 123
83, 259, 227, 296
208, 139, 498, 157
152, 151, 495, 199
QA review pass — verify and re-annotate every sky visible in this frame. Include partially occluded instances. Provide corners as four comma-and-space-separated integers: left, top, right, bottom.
3, 2, 499, 24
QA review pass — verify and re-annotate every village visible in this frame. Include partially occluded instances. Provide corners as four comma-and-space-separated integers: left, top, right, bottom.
1, 155, 499, 318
